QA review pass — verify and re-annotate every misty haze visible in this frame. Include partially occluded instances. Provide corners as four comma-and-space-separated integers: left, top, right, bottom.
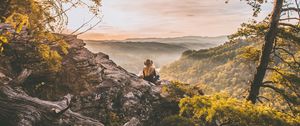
85, 36, 227, 74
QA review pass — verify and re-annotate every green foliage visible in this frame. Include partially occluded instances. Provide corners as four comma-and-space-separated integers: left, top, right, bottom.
230, 20, 300, 46
229, 20, 268, 40
277, 27, 300, 45
237, 46, 260, 62
37, 44, 62, 72
162, 20, 300, 112
179, 94, 300, 126
182, 40, 249, 60
226, 0, 300, 106
160, 40, 256, 96
0, 12, 29, 53
5, 13, 29, 33
161, 37, 299, 113
161, 81, 203, 101
0, 35, 8, 52
6, 0, 52, 32
265, 66, 300, 110
162, 39, 299, 121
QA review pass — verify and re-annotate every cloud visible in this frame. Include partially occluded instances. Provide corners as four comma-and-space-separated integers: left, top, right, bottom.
114, 0, 251, 17
78, 32, 135, 40
67, 0, 272, 39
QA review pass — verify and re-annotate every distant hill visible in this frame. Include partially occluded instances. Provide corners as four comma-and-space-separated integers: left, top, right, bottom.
84, 36, 228, 74
160, 39, 262, 96
126, 36, 228, 50
86, 41, 188, 53
125, 36, 228, 43
87, 36, 228, 50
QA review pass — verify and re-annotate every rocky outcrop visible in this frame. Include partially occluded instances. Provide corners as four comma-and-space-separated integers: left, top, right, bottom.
60, 35, 173, 125
0, 30, 178, 125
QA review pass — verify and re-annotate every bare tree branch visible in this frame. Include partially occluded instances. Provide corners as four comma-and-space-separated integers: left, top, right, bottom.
273, 52, 299, 69
75, 17, 103, 35
295, 0, 300, 20
263, 81, 277, 84
281, 7, 300, 12
278, 23, 300, 31
261, 84, 292, 103
71, 15, 98, 35
261, 84, 298, 115
275, 47, 300, 67
279, 17, 300, 21
266, 67, 300, 97
257, 95, 271, 101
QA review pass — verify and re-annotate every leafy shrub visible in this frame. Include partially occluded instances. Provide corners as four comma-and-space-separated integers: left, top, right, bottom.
37, 44, 63, 72
237, 46, 260, 62
161, 81, 204, 101
179, 93, 300, 126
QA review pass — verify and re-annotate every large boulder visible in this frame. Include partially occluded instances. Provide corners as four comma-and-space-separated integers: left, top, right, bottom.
60, 35, 173, 125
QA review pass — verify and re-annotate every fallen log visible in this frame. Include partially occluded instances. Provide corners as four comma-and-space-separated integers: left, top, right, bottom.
0, 85, 104, 126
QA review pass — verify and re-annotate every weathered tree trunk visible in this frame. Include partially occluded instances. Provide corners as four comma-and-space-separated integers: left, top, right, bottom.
0, 85, 104, 126
0, 69, 103, 126
247, 0, 284, 104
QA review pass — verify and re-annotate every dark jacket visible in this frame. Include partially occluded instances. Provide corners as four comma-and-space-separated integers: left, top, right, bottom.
143, 67, 159, 83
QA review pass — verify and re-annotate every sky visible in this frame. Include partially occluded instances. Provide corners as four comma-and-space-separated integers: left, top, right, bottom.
66, 0, 273, 40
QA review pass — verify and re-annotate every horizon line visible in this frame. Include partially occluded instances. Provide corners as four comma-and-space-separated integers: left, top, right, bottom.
80, 34, 229, 41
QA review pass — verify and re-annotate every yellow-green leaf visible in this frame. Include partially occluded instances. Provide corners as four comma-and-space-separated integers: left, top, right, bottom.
0, 36, 8, 43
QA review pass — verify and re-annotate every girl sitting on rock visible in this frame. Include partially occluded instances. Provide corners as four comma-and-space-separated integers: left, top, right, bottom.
140, 59, 159, 84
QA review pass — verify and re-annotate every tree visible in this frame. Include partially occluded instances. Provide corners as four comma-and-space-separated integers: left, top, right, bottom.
230, 0, 300, 107
0, 0, 102, 73
247, 0, 284, 104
